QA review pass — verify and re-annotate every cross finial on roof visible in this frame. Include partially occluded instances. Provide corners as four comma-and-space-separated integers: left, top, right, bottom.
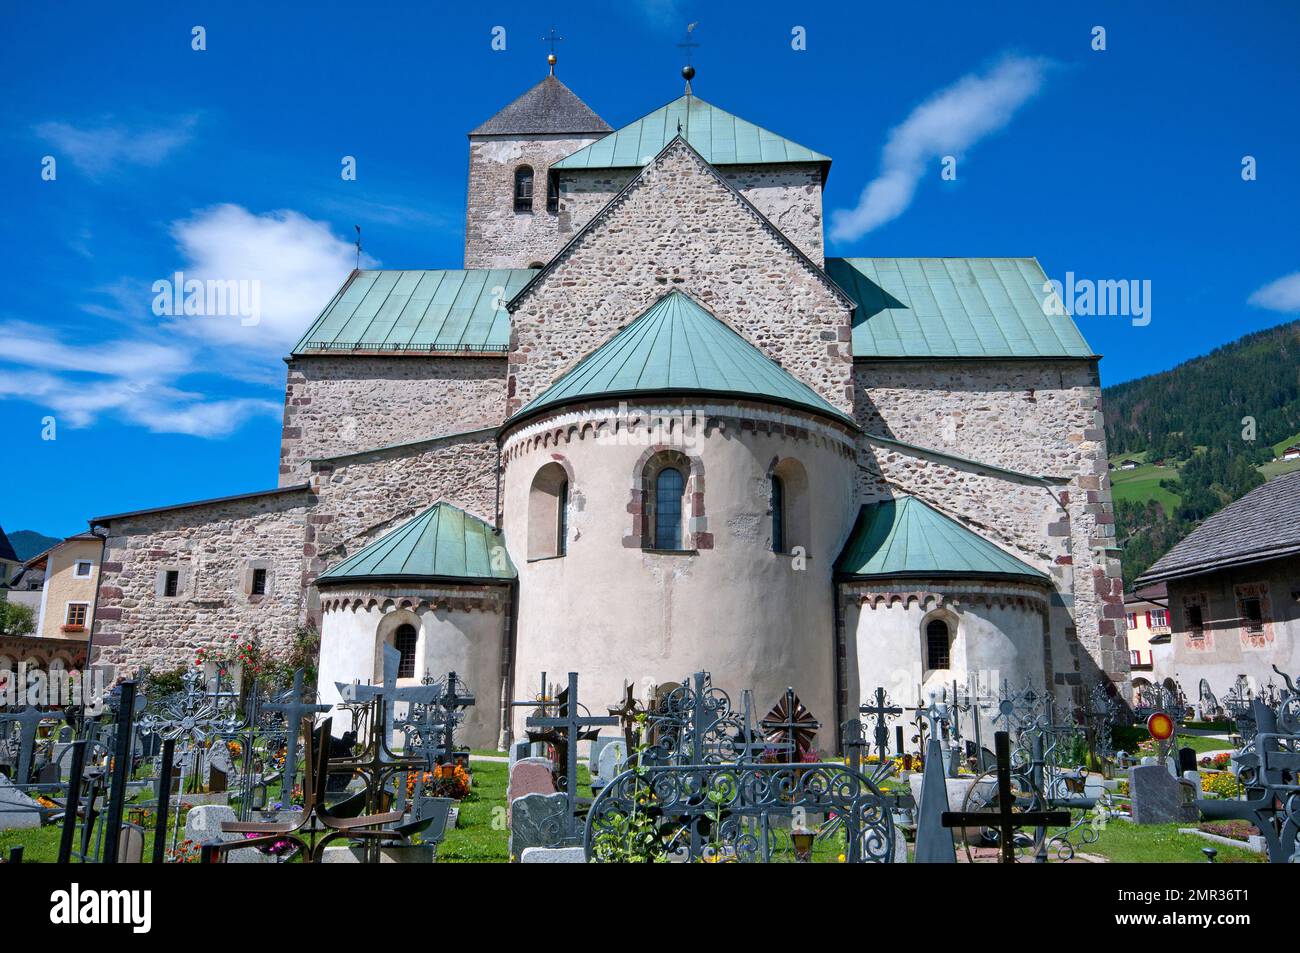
678, 22, 699, 93
543, 26, 563, 74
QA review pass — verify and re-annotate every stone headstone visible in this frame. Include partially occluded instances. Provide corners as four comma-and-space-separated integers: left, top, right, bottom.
1178, 746, 1198, 775
0, 775, 42, 830
1128, 763, 1199, 825
117, 824, 145, 864
321, 845, 436, 863
509, 791, 569, 860
508, 738, 531, 765
520, 846, 586, 863
183, 803, 277, 863
506, 757, 555, 821
594, 739, 628, 788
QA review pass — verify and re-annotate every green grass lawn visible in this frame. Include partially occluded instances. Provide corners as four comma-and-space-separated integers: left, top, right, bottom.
1077, 821, 1262, 863
1176, 734, 1232, 754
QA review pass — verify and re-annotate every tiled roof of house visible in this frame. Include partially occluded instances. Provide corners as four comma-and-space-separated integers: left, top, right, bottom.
1136, 470, 1300, 584
508, 290, 853, 427
552, 94, 830, 171
826, 258, 1096, 359
316, 502, 516, 584
834, 496, 1047, 583
292, 269, 536, 355
470, 75, 611, 136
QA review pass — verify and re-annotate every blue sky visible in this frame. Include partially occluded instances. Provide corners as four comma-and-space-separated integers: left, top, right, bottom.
2, 0, 1298, 537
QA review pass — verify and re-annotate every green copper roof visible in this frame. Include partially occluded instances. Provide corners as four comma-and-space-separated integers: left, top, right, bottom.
511, 291, 852, 426
825, 258, 1096, 359
835, 496, 1048, 583
552, 95, 830, 172
293, 269, 536, 355
317, 502, 516, 584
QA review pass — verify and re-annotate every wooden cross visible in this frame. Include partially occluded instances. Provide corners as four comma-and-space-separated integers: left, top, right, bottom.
859, 687, 903, 762
526, 672, 617, 843
607, 684, 645, 765
842, 718, 868, 775
940, 732, 1070, 863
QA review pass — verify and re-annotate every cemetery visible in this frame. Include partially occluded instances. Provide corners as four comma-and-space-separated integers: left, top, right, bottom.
2, 656, 1295, 865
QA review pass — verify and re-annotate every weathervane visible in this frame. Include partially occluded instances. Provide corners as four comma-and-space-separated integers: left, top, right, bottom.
543, 26, 563, 74
678, 21, 699, 93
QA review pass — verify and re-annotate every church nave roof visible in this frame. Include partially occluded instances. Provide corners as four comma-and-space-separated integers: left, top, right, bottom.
827, 257, 1096, 360
293, 269, 536, 355
552, 94, 830, 176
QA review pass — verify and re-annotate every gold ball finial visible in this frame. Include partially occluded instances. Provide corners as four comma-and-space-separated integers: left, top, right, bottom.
548, 53, 557, 71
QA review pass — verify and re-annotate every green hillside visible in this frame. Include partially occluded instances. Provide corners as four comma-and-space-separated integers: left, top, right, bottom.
1103, 320, 1300, 586
5, 530, 60, 562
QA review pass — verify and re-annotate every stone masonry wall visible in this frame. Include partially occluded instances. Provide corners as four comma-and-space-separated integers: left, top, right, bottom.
91, 488, 314, 677
508, 139, 853, 417
853, 359, 1129, 698
557, 163, 824, 265
279, 356, 506, 484
305, 432, 500, 624
464, 134, 605, 269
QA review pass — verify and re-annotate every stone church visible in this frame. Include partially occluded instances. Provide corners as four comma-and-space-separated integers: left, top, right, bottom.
88, 63, 1129, 749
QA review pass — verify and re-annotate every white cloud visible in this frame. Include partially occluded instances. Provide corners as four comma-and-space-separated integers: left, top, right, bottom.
34, 115, 197, 177
0, 204, 363, 437
1248, 272, 1300, 313
829, 54, 1051, 242
166, 204, 370, 353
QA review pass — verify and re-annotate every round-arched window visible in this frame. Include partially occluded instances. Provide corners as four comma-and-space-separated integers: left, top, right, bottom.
925, 619, 951, 671
654, 467, 685, 550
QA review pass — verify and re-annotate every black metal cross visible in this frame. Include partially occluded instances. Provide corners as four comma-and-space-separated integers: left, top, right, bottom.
260, 669, 330, 796
525, 672, 617, 843
0, 706, 58, 787
842, 718, 868, 775
860, 687, 903, 762
940, 731, 1070, 863
542, 27, 563, 55
677, 22, 699, 64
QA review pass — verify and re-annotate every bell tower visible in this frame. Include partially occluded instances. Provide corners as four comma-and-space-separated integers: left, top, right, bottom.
464, 54, 611, 269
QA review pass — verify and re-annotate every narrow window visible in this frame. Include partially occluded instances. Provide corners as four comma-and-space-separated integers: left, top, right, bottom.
771, 475, 786, 553
65, 604, 87, 627
163, 570, 179, 597
1240, 596, 1263, 633
395, 624, 418, 679
251, 568, 267, 596
546, 173, 559, 213
925, 619, 951, 670
514, 166, 534, 212
1186, 604, 1204, 639
557, 479, 569, 556
654, 467, 684, 550
74, 560, 93, 578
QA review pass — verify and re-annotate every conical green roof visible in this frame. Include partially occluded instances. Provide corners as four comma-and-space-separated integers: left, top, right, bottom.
317, 502, 515, 585
835, 497, 1047, 584
552, 94, 830, 171
510, 291, 853, 426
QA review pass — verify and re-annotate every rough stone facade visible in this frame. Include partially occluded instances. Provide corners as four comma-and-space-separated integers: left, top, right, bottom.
91, 488, 313, 676
852, 359, 1129, 700
279, 356, 505, 483
507, 139, 853, 417
464, 134, 606, 269
555, 163, 825, 265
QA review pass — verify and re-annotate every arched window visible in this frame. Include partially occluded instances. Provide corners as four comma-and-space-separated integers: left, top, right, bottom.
395, 623, 418, 679
654, 467, 685, 550
770, 475, 786, 553
769, 458, 809, 554
925, 619, 951, 671
529, 462, 569, 559
557, 478, 569, 556
514, 165, 534, 212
